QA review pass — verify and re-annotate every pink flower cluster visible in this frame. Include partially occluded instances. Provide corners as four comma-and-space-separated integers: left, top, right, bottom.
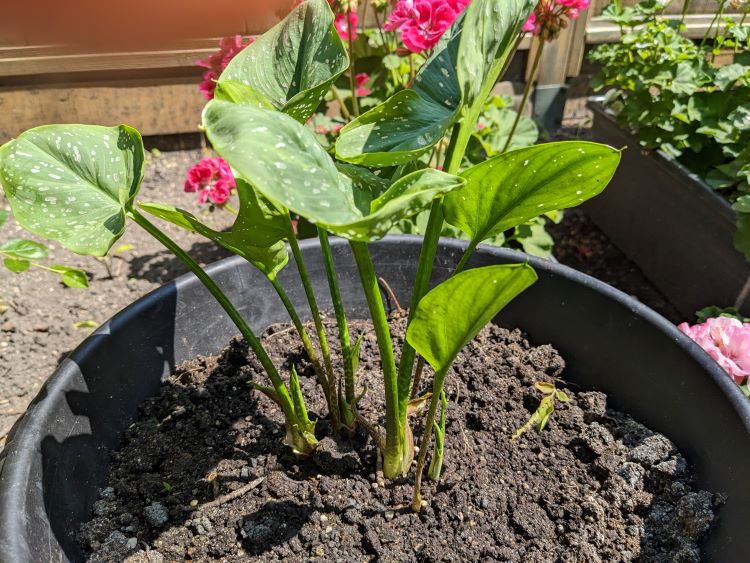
522, 0, 589, 41
678, 316, 750, 384
196, 36, 253, 100
184, 158, 236, 205
384, 0, 471, 53
334, 11, 359, 41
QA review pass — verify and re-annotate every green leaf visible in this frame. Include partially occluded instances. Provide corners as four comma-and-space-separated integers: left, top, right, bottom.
73, 320, 99, 329
0, 239, 48, 260
0, 209, 8, 229
48, 265, 89, 288
480, 108, 539, 154
335, 90, 457, 166
335, 0, 535, 167
444, 142, 621, 245
3, 258, 29, 273
289, 365, 313, 429
138, 200, 289, 279
457, 0, 536, 108
406, 264, 537, 374
734, 197, 750, 261
213, 81, 276, 109
535, 381, 556, 395
218, 0, 349, 123
0, 124, 145, 256
203, 101, 465, 241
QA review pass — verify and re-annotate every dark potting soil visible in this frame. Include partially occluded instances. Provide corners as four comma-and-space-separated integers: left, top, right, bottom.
80, 317, 720, 562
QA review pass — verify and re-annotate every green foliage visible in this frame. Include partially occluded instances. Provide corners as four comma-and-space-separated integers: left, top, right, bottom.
336, 0, 535, 167
590, 2, 750, 197
406, 264, 537, 375
218, 0, 349, 123
444, 142, 621, 246
695, 305, 750, 323
513, 381, 570, 440
203, 100, 465, 241
0, 124, 145, 256
468, 96, 539, 161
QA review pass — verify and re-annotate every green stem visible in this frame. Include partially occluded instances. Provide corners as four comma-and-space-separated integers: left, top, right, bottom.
269, 276, 330, 393
223, 203, 239, 215
679, 0, 691, 25
701, 0, 726, 48
502, 40, 545, 154
129, 210, 299, 430
331, 86, 352, 121
350, 241, 404, 478
427, 389, 447, 481
454, 240, 478, 275
347, 4, 360, 118
412, 367, 448, 511
287, 217, 339, 429
318, 229, 355, 425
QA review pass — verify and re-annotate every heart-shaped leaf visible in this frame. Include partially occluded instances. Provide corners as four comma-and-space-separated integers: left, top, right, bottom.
219, 0, 349, 123
444, 141, 621, 245
0, 239, 48, 260
138, 201, 289, 279
203, 101, 465, 241
406, 264, 537, 374
0, 124, 145, 256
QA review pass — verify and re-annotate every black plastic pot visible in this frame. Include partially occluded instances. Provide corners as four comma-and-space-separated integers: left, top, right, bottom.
585, 100, 750, 318
0, 236, 748, 562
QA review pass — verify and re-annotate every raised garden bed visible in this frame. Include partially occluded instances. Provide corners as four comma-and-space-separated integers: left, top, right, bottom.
583, 100, 750, 318
1, 237, 748, 561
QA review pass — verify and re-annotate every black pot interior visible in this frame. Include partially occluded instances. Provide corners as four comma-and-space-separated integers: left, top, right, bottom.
0, 236, 747, 562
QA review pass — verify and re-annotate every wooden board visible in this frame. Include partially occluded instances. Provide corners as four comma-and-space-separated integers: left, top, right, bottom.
0, 78, 205, 141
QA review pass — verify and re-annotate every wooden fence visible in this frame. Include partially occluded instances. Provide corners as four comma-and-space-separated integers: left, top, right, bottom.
0, 0, 746, 141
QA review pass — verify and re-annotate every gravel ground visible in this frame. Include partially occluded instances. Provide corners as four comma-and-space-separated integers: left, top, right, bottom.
0, 108, 681, 450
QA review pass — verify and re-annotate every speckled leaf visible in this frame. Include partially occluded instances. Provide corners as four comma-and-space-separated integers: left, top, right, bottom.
0, 124, 145, 256
457, 0, 536, 108
334, 90, 457, 166
444, 142, 621, 245
138, 201, 288, 279
213, 81, 276, 109
203, 101, 464, 241
406, 264, 537, 374
336, 0, 536, 167
219, 0, 349, 123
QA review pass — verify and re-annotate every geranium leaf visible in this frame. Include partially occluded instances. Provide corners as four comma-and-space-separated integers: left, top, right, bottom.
203, 101, 465, 241
406, 264, 537, 374
444, 141, 621, 245
0, 239, 48, 260
0, 124, 145, 256
3, 258, 30, 273
138, 201, 289, 279
219, 0, 349, 123
48, 265, 89, 288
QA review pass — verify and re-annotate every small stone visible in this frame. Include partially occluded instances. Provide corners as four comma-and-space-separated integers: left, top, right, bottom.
143, 502, 169, 528
32, 324, 49, 332
172, 405, 186, 417
384, 511, 394, 521
189, 499, 198, 507
126, 537, 138, 550
240, 467, 250, 480
1, 321, 16, 332
319, 514, 329, 523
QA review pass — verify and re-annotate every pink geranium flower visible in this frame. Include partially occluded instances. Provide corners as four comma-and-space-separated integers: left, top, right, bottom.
334, 11, 359, 41
385, 0, 470, 53
678, 316, 750, 384
184, 157, 236, 205
522, 11, 538, 33
355, 73, 372, 96
196, 35, 253, 100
